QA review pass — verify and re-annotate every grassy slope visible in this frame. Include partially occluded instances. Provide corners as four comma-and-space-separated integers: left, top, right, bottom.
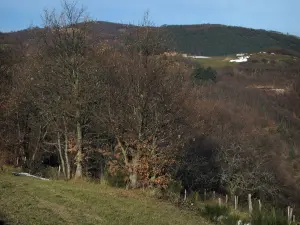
0, 173, 210, 225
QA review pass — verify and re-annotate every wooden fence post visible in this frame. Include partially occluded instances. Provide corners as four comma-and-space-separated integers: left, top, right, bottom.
225, 195, 228, 205
195, 192, 199, 202
288, 206, 290, 224
248, 194, 253, 215
213, 191, 216, 200
289, 207, 293, 223
234, 196, 238, 210
293, 215, 295, 223
58, 165, 61, 177
258, 199, 262, 212
184, 189, 187, 201
218, 198, 221, 206
234, 196, 237, 210
287, 206, 293, 224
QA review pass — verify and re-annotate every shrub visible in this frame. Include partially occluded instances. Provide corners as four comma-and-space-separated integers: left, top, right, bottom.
247, 207, 299, 225
105, 170, 127, 188
163, 191, 181, 204
148, 187, 183, 206
148, 188, 164, 198
156, 180, 183, 204
251, 210, 290, 225
40, 166, 60, 180
192, 65, 217, 83
222, 213, 242, 225
201, 204, 293, 225
166, 180, 183, 194
193, 192, 199, 202
0, 165, 21, 174
201, 204, 230, 222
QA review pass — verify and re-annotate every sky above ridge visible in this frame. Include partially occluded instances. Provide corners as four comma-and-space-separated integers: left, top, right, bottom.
0, 0, 298, 36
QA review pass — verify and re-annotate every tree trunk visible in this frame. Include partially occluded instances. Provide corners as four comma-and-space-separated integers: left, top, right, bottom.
16, 157, 19, 167
63, 117, 71, 180
128, 156, 139, 189
74, 70, 83, 179
31, 125, 41, 162
129, 170, 138, 189
117, 138, 139, 188
57, 131, 66, 178
16, 114, 26, 167
64, 134, 71, 180
74, 119, 83, 179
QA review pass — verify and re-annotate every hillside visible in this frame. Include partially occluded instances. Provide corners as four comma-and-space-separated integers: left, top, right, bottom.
1, 22, 300, 56
0, 173, 210, 225
165, 25, 300, 56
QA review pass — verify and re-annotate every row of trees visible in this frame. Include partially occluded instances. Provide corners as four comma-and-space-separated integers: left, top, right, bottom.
0, 2, 195, 188
0, 2, 280, 199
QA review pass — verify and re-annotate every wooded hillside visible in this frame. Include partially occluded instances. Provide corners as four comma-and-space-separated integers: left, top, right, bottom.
2, 22, 300, 56
164, 25, 300, 55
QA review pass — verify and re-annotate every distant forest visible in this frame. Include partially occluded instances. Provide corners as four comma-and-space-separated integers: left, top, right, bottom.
2, 22, 300, 57
163, 25, 300, 56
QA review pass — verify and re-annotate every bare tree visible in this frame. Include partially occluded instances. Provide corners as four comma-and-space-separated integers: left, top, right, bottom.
0, 39, 46, 170
93, 14, 191, 188
38, 1, 97, 179
217, 142, 278, 198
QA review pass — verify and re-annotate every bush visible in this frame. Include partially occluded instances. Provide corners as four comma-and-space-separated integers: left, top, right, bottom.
251, 209, 293, 225
166, 180, 183, 194
40, 166, 60, 180
0, 165, 21, 174
105, 171, 127, 188
222, 213, 242, 225
200, 204, 293, 225
201, 204, 230, 222
193, 192, 200, 202
192, 65, 217, 83
154, 180, 183, 204
148, 188, 164, 199
162, 190, 181, 204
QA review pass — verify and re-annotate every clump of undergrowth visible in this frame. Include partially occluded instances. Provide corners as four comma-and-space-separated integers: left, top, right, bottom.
201, 204, 230, 222
251, 209, 294, 225
200, 203, 295, 225
221, 213, 242, 225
